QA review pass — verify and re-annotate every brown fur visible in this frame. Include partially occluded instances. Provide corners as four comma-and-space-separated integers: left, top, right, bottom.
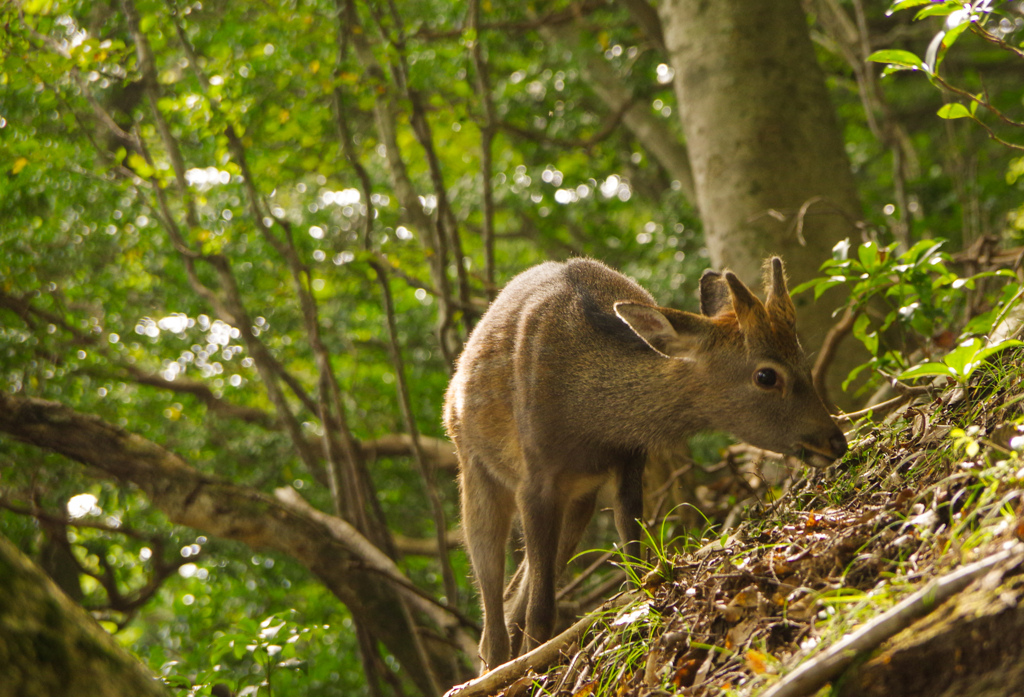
444, 257, 846, 671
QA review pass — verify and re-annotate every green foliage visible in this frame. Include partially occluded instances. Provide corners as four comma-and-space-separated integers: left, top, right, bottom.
795, 238, 1021, 391
869, 0, 1024, 144
899, 335, 1023, 383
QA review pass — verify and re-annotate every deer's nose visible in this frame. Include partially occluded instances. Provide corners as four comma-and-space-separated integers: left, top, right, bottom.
830, 432, 848, 459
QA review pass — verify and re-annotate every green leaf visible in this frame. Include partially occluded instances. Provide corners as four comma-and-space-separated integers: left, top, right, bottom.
899, 362, 954, 380
842, 361, 873, 392
941, 19, 972, 53
21, 0, 54, 14
914, 1, 961, 20
887, 0, 933, 14
127, 152, 155, 179
867, 49, 925, 70
858, 240, 879, 271
942, 338, 983, 377
852, 313, 879, 355
972, 340, 1024, 367
790, 278, 819, 296
900, 239, 945, 265
814, 278, 847, 300
937, 103, 972, 119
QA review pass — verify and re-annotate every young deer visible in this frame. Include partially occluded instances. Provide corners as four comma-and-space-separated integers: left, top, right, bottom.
444, 257, 846, 671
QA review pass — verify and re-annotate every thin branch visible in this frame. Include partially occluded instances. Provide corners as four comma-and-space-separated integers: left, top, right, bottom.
497, 95, 635, 150
969, 22, 1024, 61
411, 0, 607, 41
165, 2, 378, 528
276, 487, 476, 631
0, 536, 173, 697
537, 16, 696, 204
814, 0, 917, 247
370, 1, 476, 333
122, 367, 278, 426
119, 0, 199, 230
467, 0, 497, 293
0, 495, 199, 624
275, 487, 449, 697
369, 259, 460, 606
341, 0, 460, 366
17, 15, 141, 151
812, 303, 857, 407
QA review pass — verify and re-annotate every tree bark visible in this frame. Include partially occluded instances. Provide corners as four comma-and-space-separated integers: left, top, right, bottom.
659, 0, 864, 404
0, 392, 469, 695
0, 535, 171, 697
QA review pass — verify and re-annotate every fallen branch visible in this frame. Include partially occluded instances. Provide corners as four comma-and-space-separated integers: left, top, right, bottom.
444, 592, 637, 697
760, 542, 1024, 697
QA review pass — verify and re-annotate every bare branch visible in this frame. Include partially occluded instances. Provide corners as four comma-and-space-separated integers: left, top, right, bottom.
468, 0, 498, 292
369, 259, 460, 605
538, 17, 696, 204
120, 0, 199, 230
411, 0, 607, 41
812, 303, 857, 407
341, 0, 461, 365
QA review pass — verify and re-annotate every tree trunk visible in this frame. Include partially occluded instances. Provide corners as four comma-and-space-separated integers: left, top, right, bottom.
659, 0, 864, 404
0, 535, 171, 697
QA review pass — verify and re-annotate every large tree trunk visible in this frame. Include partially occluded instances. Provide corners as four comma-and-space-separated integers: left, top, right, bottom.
660, 0, 864, 404
0, 535, 171, 697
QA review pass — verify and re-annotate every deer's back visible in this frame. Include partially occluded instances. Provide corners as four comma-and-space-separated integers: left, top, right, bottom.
444, 259, 662, 488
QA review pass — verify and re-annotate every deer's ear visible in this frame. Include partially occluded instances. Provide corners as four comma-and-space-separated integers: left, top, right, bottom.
699, 270, 732, 317
615, 302, 709, 357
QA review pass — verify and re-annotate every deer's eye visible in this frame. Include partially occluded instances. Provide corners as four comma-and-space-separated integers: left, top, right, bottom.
754, 368, 778, 388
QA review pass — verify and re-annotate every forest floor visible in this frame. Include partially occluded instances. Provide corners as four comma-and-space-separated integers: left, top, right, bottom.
453, 348, 1024, 697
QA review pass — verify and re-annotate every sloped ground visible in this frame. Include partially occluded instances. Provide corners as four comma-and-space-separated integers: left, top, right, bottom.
481, 349, 1024, 697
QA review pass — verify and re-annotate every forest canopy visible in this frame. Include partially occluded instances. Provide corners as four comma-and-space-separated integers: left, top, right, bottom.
1, 0, 1023, 695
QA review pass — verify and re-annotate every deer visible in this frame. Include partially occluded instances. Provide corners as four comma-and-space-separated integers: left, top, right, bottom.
443, 256, 847, 672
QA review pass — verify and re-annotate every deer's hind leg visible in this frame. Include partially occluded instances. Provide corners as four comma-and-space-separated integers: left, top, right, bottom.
460, 455, 516, 672
505, 488, 599, 656
614, 451, 646, 563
